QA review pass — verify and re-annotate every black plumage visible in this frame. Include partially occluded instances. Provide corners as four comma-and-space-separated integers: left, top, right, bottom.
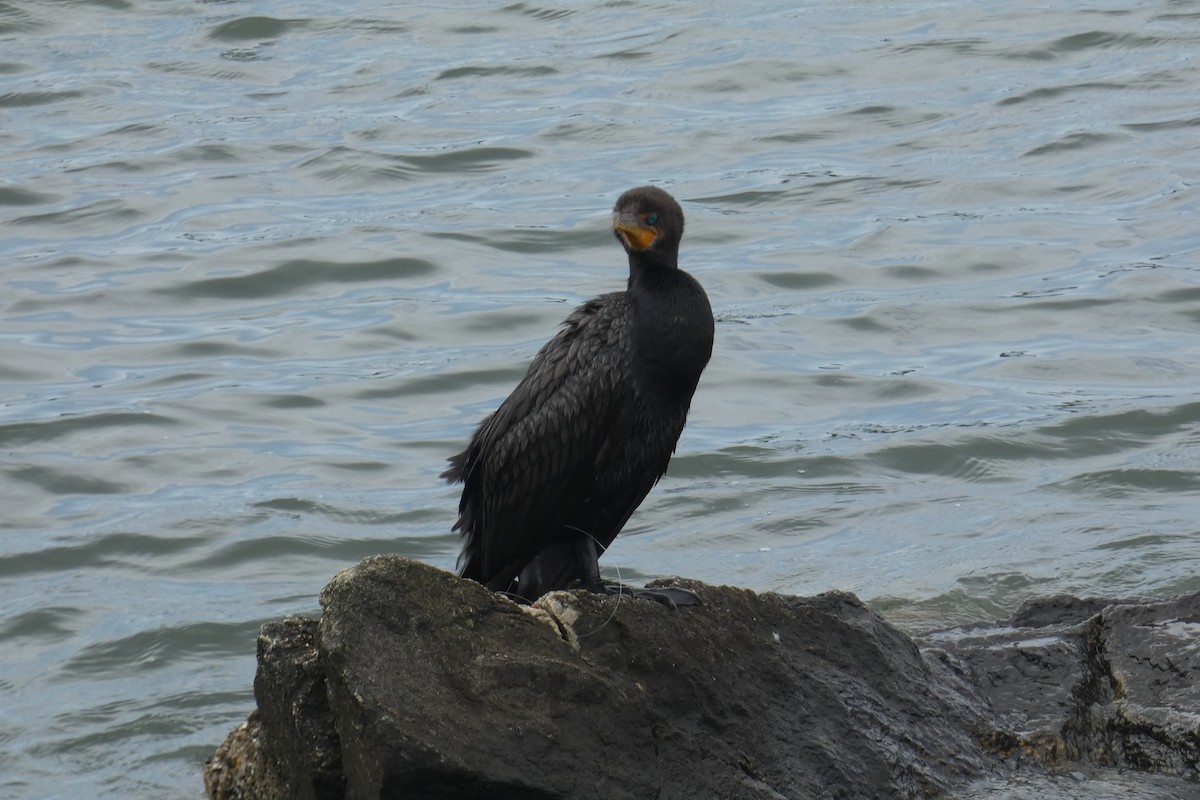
443, 186, 713, 603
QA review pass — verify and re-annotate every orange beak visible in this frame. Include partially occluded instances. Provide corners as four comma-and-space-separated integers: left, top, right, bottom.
612, 212, 658, 250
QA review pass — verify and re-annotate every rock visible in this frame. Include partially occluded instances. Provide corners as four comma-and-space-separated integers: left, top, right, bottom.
313, 555, 991, 799
919, 592, 1200, 778
253, 618, 344, 799
204, 712, 285, 800
206, 557, 1200, 799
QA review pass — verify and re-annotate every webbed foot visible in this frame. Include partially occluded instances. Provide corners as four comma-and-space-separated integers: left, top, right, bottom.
596, 582, 702, 608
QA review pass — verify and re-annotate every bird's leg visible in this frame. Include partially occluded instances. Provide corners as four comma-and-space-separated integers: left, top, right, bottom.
572, 532, 702, 608
574, 533, 604, 589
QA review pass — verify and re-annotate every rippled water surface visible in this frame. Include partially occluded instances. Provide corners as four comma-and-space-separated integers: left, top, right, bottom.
3, 0, 1200, 796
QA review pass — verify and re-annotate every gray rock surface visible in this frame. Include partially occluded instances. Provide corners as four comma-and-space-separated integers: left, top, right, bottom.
205, 556, 1200, 799
919, 592, 1200, 778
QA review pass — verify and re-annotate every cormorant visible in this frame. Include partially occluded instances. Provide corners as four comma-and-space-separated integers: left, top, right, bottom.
443, 186, 713, 604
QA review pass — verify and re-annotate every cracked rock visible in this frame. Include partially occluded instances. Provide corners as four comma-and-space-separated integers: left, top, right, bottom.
206, 557, 1200, 799
920, 592, 1200, 778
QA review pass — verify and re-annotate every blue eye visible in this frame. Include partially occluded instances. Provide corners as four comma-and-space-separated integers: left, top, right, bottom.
646, 213, 658, 225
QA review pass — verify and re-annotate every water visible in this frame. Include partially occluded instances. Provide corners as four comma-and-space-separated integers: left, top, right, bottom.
2, 0, 1199, 796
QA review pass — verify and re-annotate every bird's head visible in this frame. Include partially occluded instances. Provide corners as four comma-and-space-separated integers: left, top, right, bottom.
611, 186, 685, 265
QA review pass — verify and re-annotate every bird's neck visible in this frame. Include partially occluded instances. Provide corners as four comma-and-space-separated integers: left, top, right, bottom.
626, 251, 679, 290
625, 258, 712, 404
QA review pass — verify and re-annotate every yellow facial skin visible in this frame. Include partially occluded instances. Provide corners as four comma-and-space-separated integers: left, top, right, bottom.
611, 212, 659, 250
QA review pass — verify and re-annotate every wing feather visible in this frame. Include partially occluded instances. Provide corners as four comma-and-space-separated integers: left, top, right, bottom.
445, 294, 633, 588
